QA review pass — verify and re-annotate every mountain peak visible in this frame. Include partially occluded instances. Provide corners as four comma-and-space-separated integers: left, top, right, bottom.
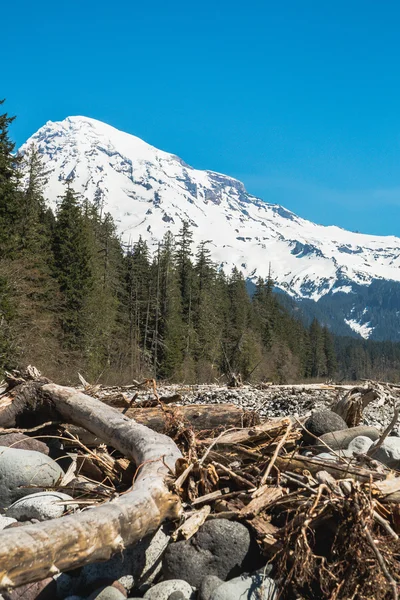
19, 117, 400, 313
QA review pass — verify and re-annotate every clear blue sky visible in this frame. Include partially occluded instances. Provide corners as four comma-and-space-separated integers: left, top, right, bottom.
4, 0, 400, 236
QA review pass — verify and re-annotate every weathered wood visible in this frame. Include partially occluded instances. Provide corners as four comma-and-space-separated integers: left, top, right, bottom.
0, 382, 182, 590
63, 403, 259, 447
331, 387, 379, 427
130, 403, 259, 432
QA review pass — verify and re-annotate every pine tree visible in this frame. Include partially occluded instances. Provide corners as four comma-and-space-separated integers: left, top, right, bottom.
323, 326, 337, 378
156, 232, 184, 379
53, 187, 93, 349
0, 100, 21, 257
308, 319, 327, 378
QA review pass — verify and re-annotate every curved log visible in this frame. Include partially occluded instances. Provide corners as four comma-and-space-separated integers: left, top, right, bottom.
0, 382, 182, 590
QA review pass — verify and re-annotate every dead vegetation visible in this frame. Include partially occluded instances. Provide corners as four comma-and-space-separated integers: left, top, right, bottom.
0, 369, 399, 598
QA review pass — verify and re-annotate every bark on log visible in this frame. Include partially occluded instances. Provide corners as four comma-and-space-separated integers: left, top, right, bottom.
0, 382, 182, 590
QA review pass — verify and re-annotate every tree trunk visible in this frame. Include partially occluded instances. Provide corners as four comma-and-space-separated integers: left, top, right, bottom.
0, 382, 182, 590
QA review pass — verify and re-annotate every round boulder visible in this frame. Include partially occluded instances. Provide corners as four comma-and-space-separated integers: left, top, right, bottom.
0, 447, 64, 509
368, 437, 400, 469
162, 519, 260, 588
303, 411, 348, 444
348, 435, 374, 456
6, 491, 77, 521
0, 432, 49, 455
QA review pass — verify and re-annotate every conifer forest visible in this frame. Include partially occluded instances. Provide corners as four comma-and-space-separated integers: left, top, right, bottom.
1, 101, 400, 384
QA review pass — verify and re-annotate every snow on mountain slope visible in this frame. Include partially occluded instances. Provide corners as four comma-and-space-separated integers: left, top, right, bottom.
19, 116, 400, 303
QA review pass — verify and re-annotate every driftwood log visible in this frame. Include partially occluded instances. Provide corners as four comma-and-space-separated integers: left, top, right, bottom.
331, 386, 379, 427
0, 382, 182, 589
64, 403, 258, 447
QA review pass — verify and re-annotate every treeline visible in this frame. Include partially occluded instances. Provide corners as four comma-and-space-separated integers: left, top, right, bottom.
1, 101, 400, 383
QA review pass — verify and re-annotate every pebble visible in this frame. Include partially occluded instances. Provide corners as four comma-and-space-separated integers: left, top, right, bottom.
0, 448, 64, 509
143, 580, 193, 600
347, 435, 374, 455
7, 491, 77, 521
209, 573, 278, 600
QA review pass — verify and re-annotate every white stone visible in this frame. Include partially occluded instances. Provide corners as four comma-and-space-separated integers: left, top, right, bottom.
7, 491, 77, 521
348, 435, 374, 455
0, 447, 64, 509
144, 580, 194, 600
368, 437, 400, 468
0, 515, 17, 529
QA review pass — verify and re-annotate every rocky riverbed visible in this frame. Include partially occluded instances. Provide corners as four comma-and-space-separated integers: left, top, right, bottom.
135, 382, 400, 435
1, 380, 400, 599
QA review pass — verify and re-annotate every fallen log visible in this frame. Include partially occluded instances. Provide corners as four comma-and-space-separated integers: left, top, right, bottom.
63, 403, 259, 447
0, 382, 182, 590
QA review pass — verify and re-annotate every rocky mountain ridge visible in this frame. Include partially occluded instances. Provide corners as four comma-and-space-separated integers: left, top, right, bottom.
19, 116, 400, 340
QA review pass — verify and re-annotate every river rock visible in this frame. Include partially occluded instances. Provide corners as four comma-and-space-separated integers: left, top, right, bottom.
6, 491, 77, 521
0, 432, 49, 455
0, 448, 64, 509
162, 518, 259, 588
0, 515, 17, 529
2, 577, 57, 600
87, 586, 126, 600
348, 435, 374, 455
209, 573, 278, 600
315, 426, 380, 452
78, 525, 170, 594
143, 580, 193, 600
303, 411, 348, 444
368, 436, 400, 468
199, 576, 223, 600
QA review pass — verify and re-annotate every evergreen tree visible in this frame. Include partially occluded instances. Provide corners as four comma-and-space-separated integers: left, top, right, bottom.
155, 232, 185, 378
308, 319, 327, 378
53, 187, 93, 349
0, 100, 21, 256
323, 326, 337, 378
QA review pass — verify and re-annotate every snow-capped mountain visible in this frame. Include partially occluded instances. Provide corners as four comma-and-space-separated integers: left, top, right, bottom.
19, 116, 400, 341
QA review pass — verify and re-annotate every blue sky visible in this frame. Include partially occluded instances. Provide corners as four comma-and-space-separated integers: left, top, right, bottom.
4, 0, 400, 236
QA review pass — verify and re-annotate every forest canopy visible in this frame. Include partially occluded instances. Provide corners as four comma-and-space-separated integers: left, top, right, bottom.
1, 101, 400, 384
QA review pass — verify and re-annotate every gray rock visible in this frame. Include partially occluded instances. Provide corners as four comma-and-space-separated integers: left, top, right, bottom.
144, 580, 193, 600
199, 576, 223, 600
315, 426, 380, 452
0, 432, 49, 455
348, 435, 374, 455
78, 525, 169, 593
315, 452, 337, 461
168, 593, 186, 600
56, 572, 82, 599
87, 586, 126, 600
210, 573, 278, 600
7, 491, 77, 521
162, 519, 259, 588
0, 515, 17, 529
0, 448, 64, 509
303, 411, 348, 444
368, 436, 400, 468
